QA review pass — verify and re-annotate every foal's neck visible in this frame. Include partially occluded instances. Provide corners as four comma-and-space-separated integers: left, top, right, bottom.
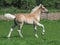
33, 9, 41, 17
32, 9, 41, 21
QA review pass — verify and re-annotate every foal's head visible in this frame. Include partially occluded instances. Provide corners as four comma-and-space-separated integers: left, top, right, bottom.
39, 4, 49, 13
31, 4, 49, 14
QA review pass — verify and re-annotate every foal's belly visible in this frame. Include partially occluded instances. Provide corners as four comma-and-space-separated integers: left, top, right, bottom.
24, 19, 33, 24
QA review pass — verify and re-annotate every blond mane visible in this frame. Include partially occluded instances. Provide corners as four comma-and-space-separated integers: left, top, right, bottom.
30, 6, 39, 14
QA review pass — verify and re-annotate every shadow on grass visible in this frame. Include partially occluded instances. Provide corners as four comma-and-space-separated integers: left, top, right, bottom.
0, 35, 20, 39
46, 40, 60, 45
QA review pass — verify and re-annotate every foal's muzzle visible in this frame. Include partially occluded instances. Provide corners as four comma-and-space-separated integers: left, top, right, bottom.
42, 11, 49, 14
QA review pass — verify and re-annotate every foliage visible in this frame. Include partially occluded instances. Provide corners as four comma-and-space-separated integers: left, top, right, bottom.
42, 0, 60, 8
0, 0, 60, 10
0, 0, 36, 9
5, 0, 12, 4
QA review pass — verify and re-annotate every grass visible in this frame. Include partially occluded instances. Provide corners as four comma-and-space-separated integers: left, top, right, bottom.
0, 7, 30, 15
48, 8, 60, 13
0, 20, 60, 45
0, 7, 60, 15
0, 7, 60, 45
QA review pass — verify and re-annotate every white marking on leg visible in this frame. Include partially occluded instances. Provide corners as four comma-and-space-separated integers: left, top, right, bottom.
7, 28, 13, 38
42, 29, 45, 35
35, 26, 37, 30
17, 30, 23, 38
18, 22, 24, 38
34, 25, 39, 38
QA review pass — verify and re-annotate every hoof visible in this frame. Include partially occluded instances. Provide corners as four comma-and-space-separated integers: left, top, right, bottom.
7, 35, 10, 38
42, 32, 45, 35
7, 36, 10, 39
20, 35, 23, 38
35, 34, 39, 38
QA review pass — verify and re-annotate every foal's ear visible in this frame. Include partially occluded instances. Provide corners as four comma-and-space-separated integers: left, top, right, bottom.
39, 4, 42, 9
39, 4, 42, 7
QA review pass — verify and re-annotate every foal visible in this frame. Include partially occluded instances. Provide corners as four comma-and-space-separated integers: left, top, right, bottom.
7, 4, 48, 38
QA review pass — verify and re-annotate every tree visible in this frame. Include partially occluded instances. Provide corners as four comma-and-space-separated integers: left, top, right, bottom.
36, 0, 42, 5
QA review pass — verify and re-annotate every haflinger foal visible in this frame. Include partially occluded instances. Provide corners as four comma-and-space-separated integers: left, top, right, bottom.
7, 4, 48, 38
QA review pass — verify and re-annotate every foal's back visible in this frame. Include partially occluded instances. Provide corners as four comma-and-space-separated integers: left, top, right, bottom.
15, 13, 36, 24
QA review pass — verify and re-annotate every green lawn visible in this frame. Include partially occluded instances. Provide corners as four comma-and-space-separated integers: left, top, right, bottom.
0, 20, 60, 45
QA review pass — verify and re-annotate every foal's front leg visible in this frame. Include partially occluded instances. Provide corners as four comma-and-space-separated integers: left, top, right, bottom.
35, 21, 45, 35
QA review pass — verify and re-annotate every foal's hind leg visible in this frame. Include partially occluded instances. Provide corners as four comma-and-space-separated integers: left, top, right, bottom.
17, 22, 24, 38
33, 24, 38, 38
7, 19, 17, 38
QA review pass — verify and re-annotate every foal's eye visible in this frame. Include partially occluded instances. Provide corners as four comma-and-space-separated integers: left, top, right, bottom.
42, 8, 44, 10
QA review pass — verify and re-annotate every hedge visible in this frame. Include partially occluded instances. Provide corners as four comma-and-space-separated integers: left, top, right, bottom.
0, 0, 60, 9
